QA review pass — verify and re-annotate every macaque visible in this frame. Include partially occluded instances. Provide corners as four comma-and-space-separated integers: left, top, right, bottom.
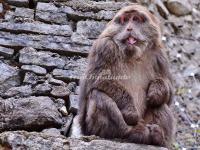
78, 4, 175, 148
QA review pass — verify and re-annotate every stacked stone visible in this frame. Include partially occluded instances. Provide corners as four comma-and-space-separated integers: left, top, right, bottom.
0, 0, 199, 149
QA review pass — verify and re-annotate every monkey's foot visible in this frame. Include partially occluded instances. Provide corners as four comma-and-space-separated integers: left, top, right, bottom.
147, 124, 165, 146
123, 111, 139, 126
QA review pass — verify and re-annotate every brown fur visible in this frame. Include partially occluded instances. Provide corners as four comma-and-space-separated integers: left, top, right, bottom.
78, 4, 175, 148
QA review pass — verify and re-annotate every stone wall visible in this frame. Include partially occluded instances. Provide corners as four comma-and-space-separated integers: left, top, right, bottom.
0, 0, 199, 149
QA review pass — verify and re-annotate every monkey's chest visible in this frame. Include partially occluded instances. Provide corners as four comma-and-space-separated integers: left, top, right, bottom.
117, 64, 155, 116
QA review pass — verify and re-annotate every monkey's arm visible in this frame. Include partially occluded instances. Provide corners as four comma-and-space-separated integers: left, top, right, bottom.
147, 50, 173, 107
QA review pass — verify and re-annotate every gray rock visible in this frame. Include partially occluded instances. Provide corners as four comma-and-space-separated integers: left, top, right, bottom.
36, 2, 69, 24
63, 6, 116, 21
34, 83, 52, 95
167, 0, 192, 16
71, 32, 94, 46
0, 3, 3, 13
69, 115, 81, 138
21, 65, 47, 75
0, 22, 72, 36
53, 57, 87, 82
37, 2, 58, 12
69, 138, 168, 150
0, 96, 63, 132
36, 11, 68, 25
7, 0, 29, 7
19, 47, 65, 69
71, 20, 106, 45
0, 32, 89, 55
67, 82, 77, 92
0, 131, 167, 150
69, 95, 79, 114
63, 0, 130, 12
42, 128, 61, 136
0, 61, 20, 94
154, 0, 169, 19
52, 69, 80, 82
61, 113, 73, 136
14, 7, 34, 21
50, 85, 71, 98
4, 85, 32, 98
75, 86, 80, 95
23, 72, 39, 85
0, 46, 14, 57
48, 76, 66, 86
53, 98, 66, 110
0, 131, 69, 149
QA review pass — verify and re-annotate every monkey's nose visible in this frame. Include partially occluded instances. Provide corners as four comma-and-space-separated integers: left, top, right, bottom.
127, 28, 133, 31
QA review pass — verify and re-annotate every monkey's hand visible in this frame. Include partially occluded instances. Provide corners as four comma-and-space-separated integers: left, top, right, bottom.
121, 110, 139, 126
146, 79, 168, 107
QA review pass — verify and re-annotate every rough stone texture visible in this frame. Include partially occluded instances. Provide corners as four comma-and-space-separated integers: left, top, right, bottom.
42, 128, 61, 137
0, 32, 89, 55
0, 131, 167, 150
0, 22, 73, 36
4, 85, 32, 98
34, 83, 52, 95
0, 46, 14, 57
7, 0, 29, 7
0, 131, 69, 149
14, 7, 34, 20
50, 85, 71, 98
21, 65, 47, 75
0, 61, 20, 94
71, 20, 106, 45
166, 0, 192, 16
0, 96, 63, 132
69, 95, 79, 114
61, 114, 73, 136
52, 57, 87, 82
19, 47, 66, 69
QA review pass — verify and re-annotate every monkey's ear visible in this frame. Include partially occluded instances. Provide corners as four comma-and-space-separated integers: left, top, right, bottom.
113, 16, 121, 24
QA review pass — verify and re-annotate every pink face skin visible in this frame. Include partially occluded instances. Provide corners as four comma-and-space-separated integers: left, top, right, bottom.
118, 11, 146, 46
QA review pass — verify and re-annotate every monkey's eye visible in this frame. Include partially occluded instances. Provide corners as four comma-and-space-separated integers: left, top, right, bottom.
132, 15, 145, 23
119, 15, 129, 24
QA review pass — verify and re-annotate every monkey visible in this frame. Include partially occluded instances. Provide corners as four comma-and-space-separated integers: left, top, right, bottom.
78, 4, 175, 148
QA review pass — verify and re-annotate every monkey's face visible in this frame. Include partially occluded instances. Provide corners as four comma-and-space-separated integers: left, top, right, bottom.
103, 5, 161, 60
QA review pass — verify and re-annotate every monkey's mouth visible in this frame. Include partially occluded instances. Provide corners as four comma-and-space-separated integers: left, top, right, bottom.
124, 36, 137, 45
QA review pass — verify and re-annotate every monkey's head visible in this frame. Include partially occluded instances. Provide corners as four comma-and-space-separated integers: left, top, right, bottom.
100, 4, 162, 60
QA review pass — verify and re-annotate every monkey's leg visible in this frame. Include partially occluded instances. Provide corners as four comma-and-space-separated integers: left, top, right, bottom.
147, 78, 172, 107
120, 106, 139, 126
85, 89, 132, 138
144, 104, 175, 147
85, 89, 154, 144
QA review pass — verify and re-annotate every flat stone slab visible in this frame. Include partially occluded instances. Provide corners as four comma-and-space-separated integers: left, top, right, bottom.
0, 61, 20, 94
0, 46, 14, 57
0, 32, 90, 55
0, 22, 73, 36
0, 131, 168, 150
21, 65, 47, 75
0, 96, 63, 132
19, 47, 66, 69
7, 0, 29, 7
53, 56, 87, 82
